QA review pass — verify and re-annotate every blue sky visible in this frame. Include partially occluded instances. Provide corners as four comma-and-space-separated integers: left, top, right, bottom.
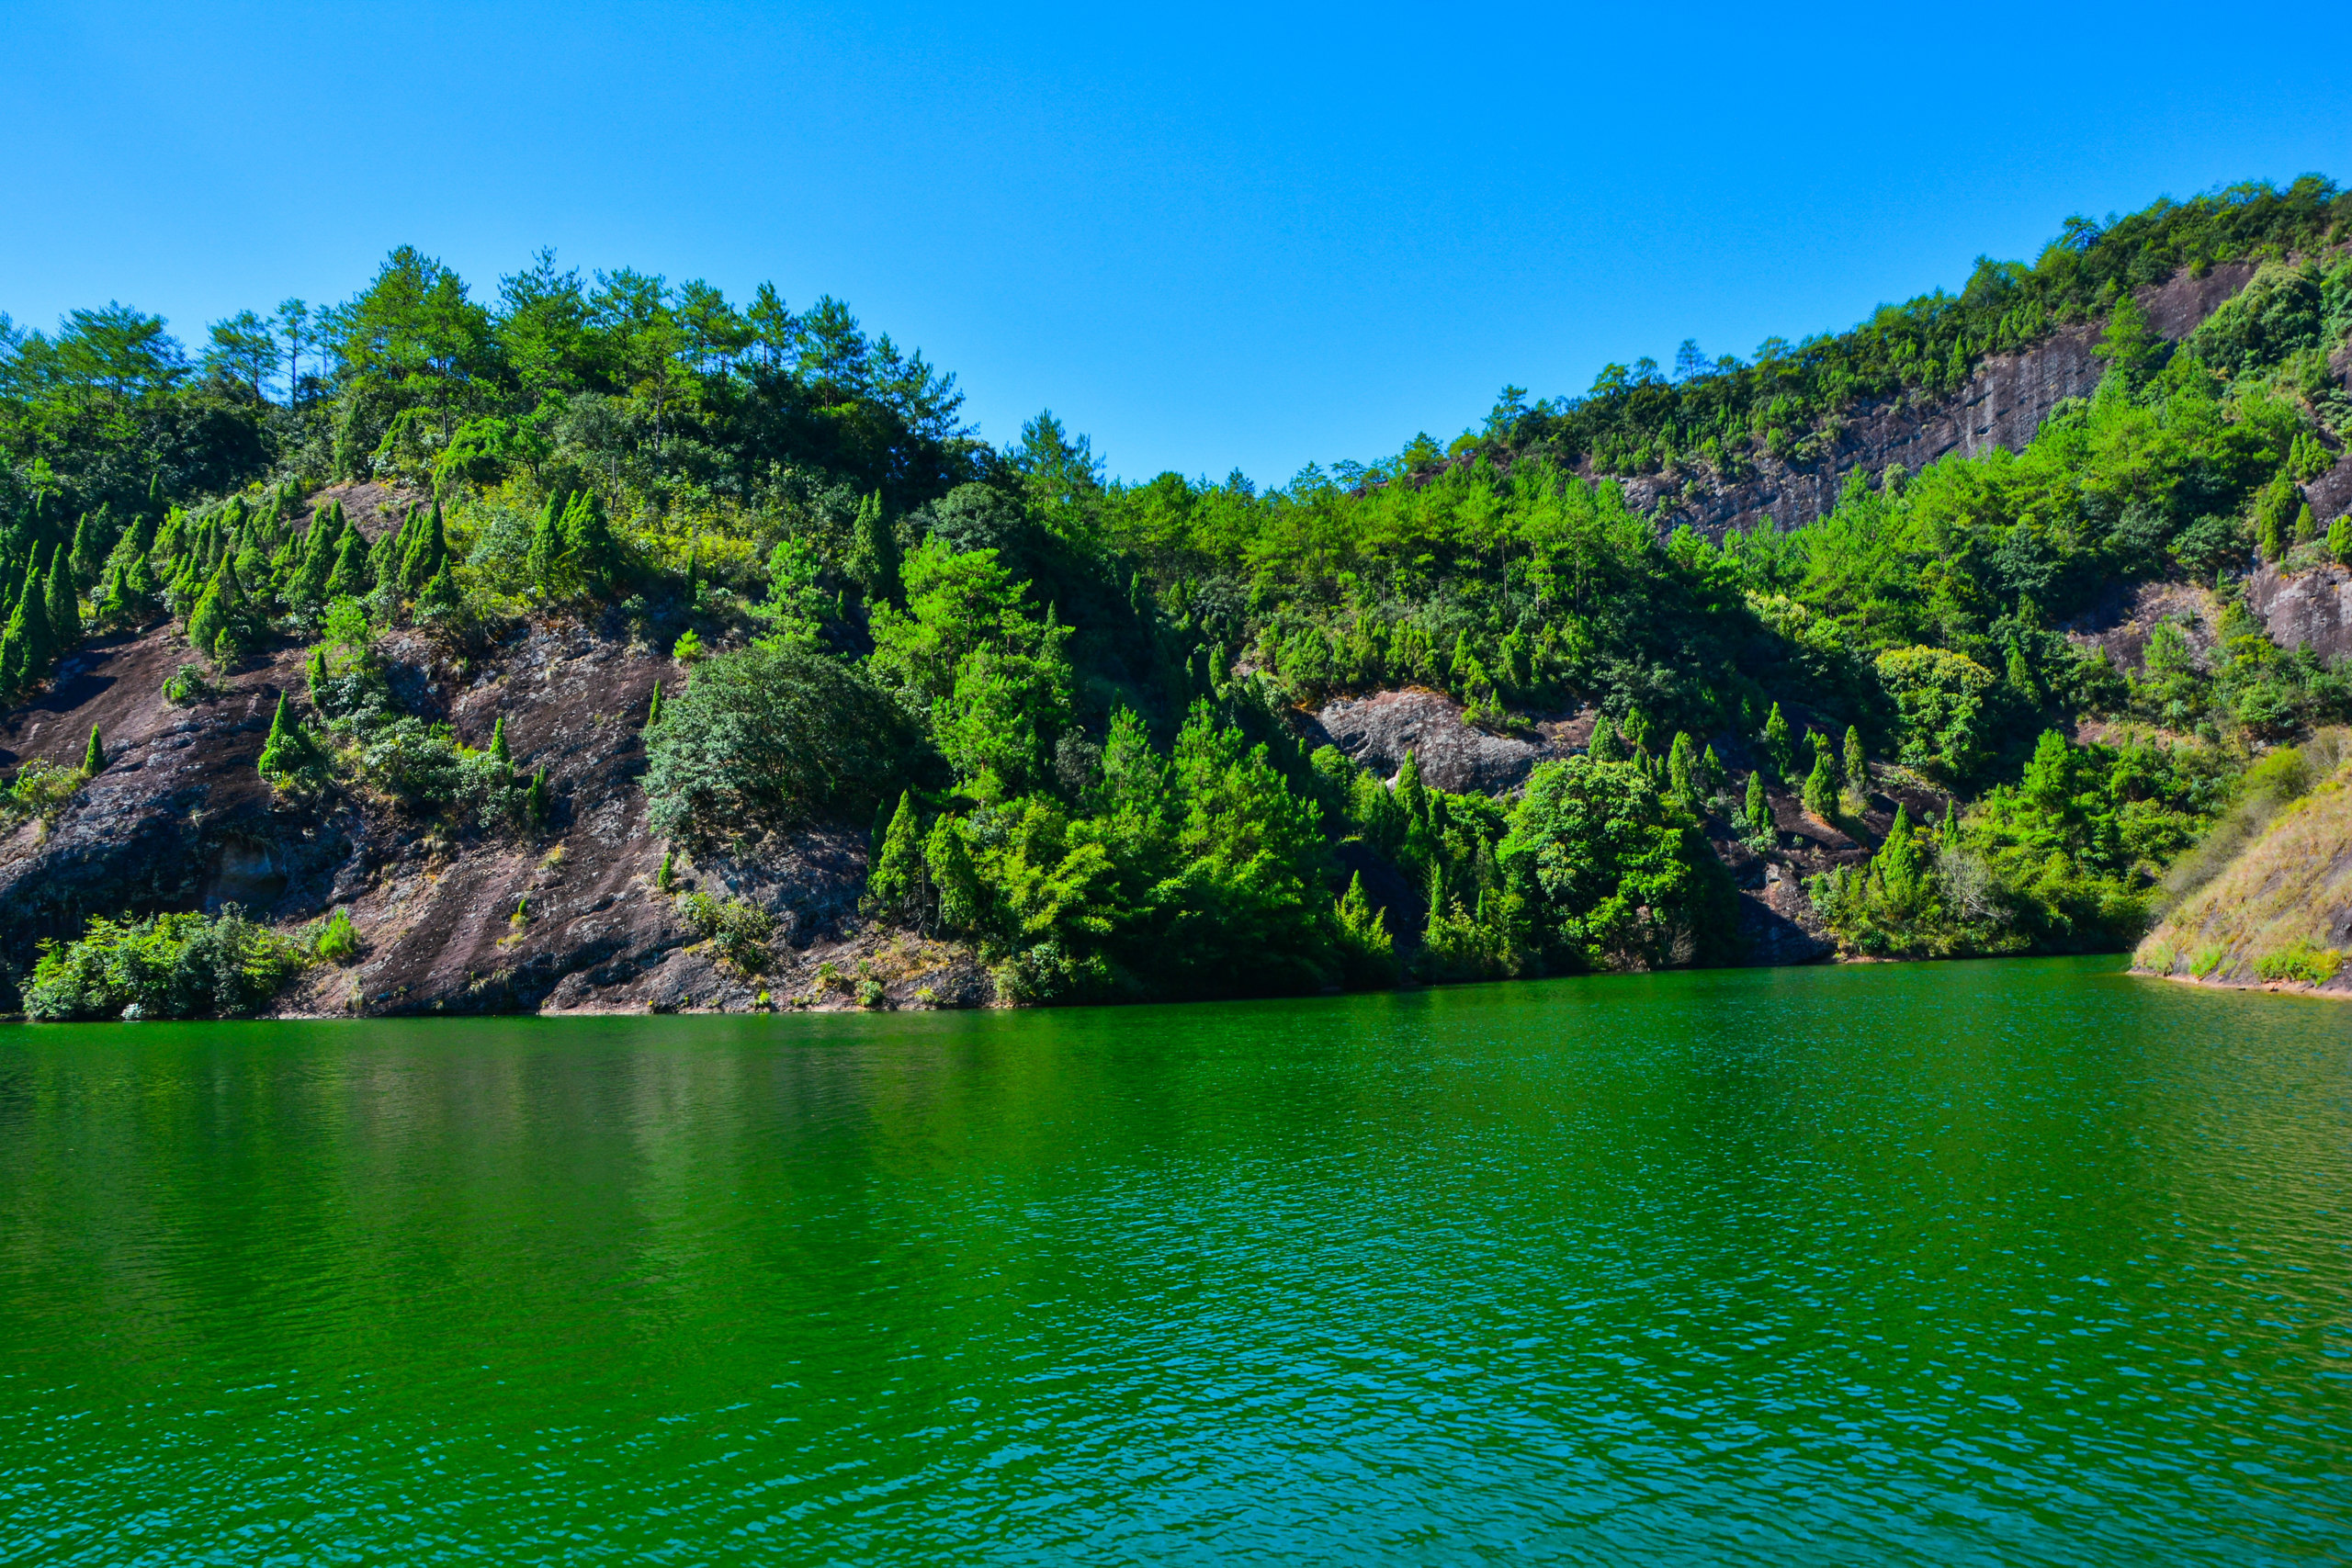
3, 3, 2346, 486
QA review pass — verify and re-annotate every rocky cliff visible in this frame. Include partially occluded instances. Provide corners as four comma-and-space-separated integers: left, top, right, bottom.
1599, 263, 2262, 537
0, 483, 984, 1017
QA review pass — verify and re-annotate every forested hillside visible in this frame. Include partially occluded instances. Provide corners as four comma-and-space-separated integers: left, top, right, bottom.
4, 176, 2350, 1017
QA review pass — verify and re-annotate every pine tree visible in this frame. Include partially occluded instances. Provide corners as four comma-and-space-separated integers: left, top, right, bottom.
1667, 731, 1697, 804
1803, 748, 1838, 822
96, 559, 130, 629
1842, 726, 1867, 794
560, 490, 621, 592
1700, 744, 1724, 799
526, 492, 567, 592
306, 646, 330, 699
683, 536, 702, 610
368, 508, 410, 586
1333, 871, 1396, 988
45, 553, 80, 656
1763, 702, 1792, 776
844, 491, 898, 604
2331, 514, 2352, 567
1588, 716, 1623, 762
186, 559, 243, 663
656, 846, 676, 892
257, 693, 311, 781
489, 715, 510, 767
2294, 502, 2319, 546
1745, 772, 1770, 837
68, 513, 101, 589
400, 501, 447, 595
866, 791, 926, 922
327, 526, 373, 599
11, 559, 51, 681
81, 725, 104, 775
645, 679, 662, 728
1395, 748, 1428, 828
526, 767, 548, 823
923, 818, 981, 933
1876, 804, 1920, 905
415, 557, 461, 616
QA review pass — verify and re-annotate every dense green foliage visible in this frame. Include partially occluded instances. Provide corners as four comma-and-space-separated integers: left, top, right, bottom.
10, 176, 2352, 1006
24, 907, 310, 1020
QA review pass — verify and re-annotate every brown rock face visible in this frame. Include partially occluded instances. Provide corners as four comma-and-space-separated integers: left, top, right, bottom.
2248, 562, 2352, 664
1306, 687, 1584, 793
1581, 263, 2261, 539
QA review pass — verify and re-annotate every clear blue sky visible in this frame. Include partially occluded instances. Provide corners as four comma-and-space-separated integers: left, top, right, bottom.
4, 3, 2346, 486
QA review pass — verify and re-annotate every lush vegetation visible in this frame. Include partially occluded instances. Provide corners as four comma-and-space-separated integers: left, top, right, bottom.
24, 907, 314, 1020
6, 176, 2352, 1006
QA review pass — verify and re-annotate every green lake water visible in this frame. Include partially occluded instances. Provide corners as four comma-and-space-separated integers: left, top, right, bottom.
0, 957, 2346, 1564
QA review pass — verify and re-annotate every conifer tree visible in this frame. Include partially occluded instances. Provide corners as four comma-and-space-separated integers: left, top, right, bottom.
45, 554, 80, 655
1842, 726, 1867, 794
1745, 772, 1770, 837
327, 527, 373, 599
96, 560, 130, 629
1667, 731, 1697, 804
2331, 514, 2352, 567
186, 561, 235, 662
1763, 701, 1792, 776
526, 767, 548, 823
1876, 804, 1920, 904
1803, 748, 1838, 822
489, 715, 511, 767
656, 845, 676, 892
69, 513, 101, 589
1395, 748, 1428, 828
923, 818, 980, 933
645, 679, 662, 728
306, 646, 330, 699
1700, 744, 1724, 799
1333, 871, 1396, 987
866, 791, 926, 922
416, 557, 461, 616
0, 602, 28, 694
400, 501, 447, 595
845, 491, 898, 604
560, 490, 621, 592
526, 492, 567, 591
1588, 716, 1623, 762
257, 693, 310, 780
81, 724, 105, 775
9, 560, 51, 682
368, 507, 411, 585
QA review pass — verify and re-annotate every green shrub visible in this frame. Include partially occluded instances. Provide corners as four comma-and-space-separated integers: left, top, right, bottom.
678, 890, 775, 972
25, 908, 309, 1021
161, 663, 217, 705
4, 760, 87, 826
313, 907, 360, 964
643, 642, 925, 843
2254, 939, 2343, 985
1331, 871, 1397, 989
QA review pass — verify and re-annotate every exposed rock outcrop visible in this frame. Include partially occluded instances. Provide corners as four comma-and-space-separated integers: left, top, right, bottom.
1306, 687, 1588, 792
1589, 263, 2262, 539
2247, 561, 2352, 664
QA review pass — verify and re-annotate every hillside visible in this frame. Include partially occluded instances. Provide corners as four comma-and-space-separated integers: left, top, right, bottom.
2132, 732, 2352, 997
4, 177, 2352, 1018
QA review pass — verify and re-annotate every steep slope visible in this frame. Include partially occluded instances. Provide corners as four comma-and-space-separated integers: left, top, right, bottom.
0, 483, 983, 1016
2133, 749, 2352, 998
1584, 263, 2268, 536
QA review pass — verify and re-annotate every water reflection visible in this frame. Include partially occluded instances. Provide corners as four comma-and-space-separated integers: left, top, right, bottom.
0, 961, 2346, 1563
